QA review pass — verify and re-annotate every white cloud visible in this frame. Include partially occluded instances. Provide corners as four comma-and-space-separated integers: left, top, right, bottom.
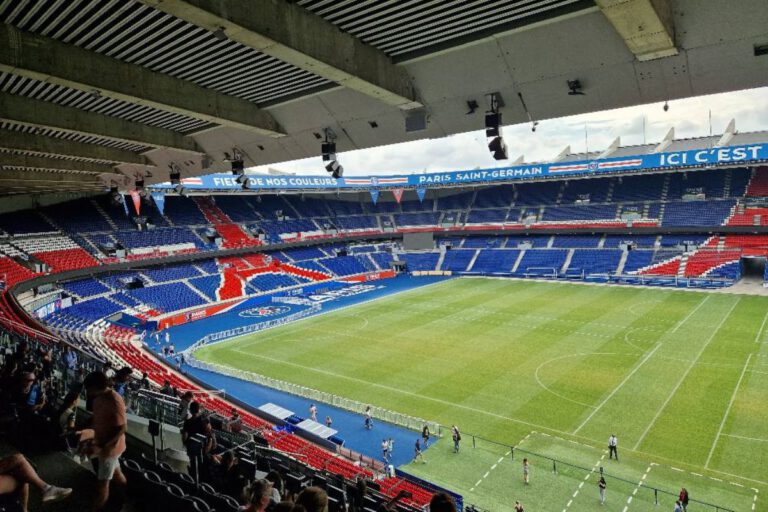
251, 86, 768, 176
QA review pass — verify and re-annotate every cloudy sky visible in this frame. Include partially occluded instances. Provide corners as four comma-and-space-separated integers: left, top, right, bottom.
252, 86, 768, 177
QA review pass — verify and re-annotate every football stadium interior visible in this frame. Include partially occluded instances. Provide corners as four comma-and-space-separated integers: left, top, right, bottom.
1, 1, 768, 512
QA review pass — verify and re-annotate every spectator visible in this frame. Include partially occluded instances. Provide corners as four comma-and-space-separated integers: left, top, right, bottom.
242, 479, 273, 512
82, 371, 127, 511
181, 401, 205, 479
0, 453, 72, 509
139, 372, 150, 390
18, 371, 45, 418
57, 389, 80, 434
229, 408, 242, 433
160, 380, 173, 396
679, 488, 689, 512
113, 367, 133, 398
64, 346, 78, 384
295, 486, 328, 512
179, 391, 194, 422
429, 492, 457, 512
265, 470, 283, 503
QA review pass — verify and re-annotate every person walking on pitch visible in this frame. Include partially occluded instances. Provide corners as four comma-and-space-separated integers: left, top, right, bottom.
608, 434, 618, 461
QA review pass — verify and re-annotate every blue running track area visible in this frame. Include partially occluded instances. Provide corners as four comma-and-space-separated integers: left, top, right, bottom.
159, 275, 451, 467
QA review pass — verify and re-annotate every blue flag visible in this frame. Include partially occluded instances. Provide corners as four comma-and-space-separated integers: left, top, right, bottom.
151, 192, 165, 215
416, 188, 427, 202
369, 189, 379, 205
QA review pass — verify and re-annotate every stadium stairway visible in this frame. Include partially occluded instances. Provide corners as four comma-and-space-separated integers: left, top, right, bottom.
193, 197, 261, 249
745, 166, 768, 196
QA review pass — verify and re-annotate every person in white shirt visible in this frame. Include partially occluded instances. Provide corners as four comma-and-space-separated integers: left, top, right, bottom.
309, 404, 318, 422
608, 434, 618, 461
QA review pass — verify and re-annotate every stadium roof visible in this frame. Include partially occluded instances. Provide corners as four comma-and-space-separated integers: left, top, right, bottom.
0, 0, 767, 196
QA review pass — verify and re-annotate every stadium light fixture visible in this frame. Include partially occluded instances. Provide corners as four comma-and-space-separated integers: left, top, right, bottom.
169, 162, 181, 185
321, 128, 343, 179
488, 137, 508, 160
325, 160, 344, 179
484, 93, 508, 160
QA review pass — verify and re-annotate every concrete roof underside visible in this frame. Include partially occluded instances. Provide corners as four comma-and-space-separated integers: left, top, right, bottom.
0, 0, 766, 197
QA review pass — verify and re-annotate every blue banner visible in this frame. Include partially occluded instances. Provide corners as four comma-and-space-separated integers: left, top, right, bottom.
148, 143, 768, 192
416, 188, 427, 202
369, 189, 379, 204
151, 192, 165, 215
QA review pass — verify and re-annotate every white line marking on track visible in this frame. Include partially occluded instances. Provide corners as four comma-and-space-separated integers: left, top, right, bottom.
634, 299, 740, 450
706, 353, 752, 468
574, 342, 663, 434
671, 295, 711, 333
722, 433, 768, 442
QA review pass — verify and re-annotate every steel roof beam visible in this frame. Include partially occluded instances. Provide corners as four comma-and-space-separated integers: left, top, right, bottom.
0, 129, 150, 165
0, 93, 204, 154
0, 153, 115, 174
0, 24, 285, 137
139, 0, 422, 110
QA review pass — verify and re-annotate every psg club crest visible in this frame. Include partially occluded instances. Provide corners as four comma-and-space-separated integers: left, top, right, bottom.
239, 305, 291, 318
588, 161, 599, 172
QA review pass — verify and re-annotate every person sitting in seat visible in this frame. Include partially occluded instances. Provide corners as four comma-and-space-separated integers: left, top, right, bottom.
0, 453, 72, 511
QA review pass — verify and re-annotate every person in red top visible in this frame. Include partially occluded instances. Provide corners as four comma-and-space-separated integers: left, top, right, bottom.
81, 371, 127, 511
679, 488, 689, 511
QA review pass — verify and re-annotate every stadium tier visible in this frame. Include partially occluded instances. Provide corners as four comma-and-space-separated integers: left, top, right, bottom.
2, 164, 768, 512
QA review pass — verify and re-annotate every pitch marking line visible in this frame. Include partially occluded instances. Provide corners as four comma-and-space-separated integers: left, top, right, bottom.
670, 295, 711, 333
706, 353, 753, 468
755, 310, 768, 343
633, 299, 740, 450
721, 433, 768, 443
573, 342, 663, 434
623, 463, 656, 512
562, 452, 607, 512
469, 443, 515, 493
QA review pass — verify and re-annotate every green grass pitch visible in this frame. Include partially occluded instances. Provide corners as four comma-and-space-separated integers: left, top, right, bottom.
194, 278, 768, 511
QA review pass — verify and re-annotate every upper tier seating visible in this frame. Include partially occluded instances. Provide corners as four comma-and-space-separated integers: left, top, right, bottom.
44, 199, 113, 233
163, 196, 209, 225
466, 209, 508, 224
667, 170, 727, 199
661, 200, 736, 227
474, 184, 514, 208
560, 177, 611, 203
0, 210, 54, 235
515, 181, 561, 205
746, 166, 768, 196
394, 212, 440, 227
542, 204, 618, 222
612, 174, 665, 201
